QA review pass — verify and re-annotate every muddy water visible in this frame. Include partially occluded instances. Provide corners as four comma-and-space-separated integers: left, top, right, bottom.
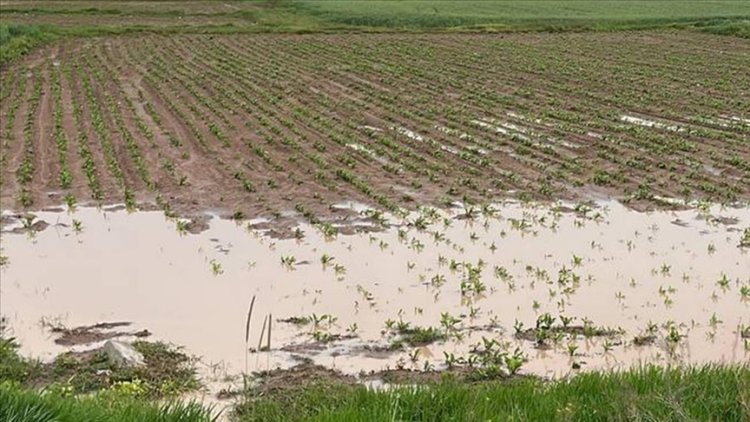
1, 201, 749, 388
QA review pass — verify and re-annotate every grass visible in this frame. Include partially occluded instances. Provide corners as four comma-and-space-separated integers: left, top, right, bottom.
290, 0, 750, 33
0, 23, 56, 65
0, 336, 41, 384
388, 324, 447, 349
291, 1, 749, 26
0, 382, 215, 422
234, 364, 750, 421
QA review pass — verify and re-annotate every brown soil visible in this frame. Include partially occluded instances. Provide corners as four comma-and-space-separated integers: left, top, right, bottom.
251, 362, 525, 390
250, 362, 357, 396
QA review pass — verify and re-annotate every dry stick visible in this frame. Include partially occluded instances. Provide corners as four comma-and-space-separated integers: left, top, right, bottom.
258, 315, 268, 350
267, 313, 272, 351
266, 313, 272, 370
244, 295, 256, 378
256, 315, 268, 367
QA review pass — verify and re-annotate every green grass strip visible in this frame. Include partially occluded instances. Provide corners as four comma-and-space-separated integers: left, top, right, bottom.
235, 364, 750, 421
0, 381, 216, 422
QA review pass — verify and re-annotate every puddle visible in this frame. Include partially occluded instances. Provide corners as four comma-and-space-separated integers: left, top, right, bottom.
346, 143, 389, 166
471, 116, 574, 151
1, 201, 749, 385
393, 126, 426, 142
620, 115, 685, 132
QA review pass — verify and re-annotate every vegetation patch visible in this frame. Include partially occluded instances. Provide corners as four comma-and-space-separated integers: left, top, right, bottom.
0, 331, 199, 398
35, 341, 200, 397
0, 336, 42, 385
383, 319, 448, 350
514, 313, 624, 348
0, 23, 55, 65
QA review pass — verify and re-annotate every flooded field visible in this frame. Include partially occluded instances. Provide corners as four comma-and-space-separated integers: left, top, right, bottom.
2, 200, 749, 391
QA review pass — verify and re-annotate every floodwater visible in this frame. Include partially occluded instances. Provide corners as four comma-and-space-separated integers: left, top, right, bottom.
1, 200, 749, 390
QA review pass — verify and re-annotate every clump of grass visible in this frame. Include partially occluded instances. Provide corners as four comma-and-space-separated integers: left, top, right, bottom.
0, 23, 54, 65
739, 227, 750, 248
0, 336, 41, 384
386, 321, 447, 349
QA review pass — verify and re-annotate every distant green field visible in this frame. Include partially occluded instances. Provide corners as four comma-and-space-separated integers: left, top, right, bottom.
1, 0, 749, 65
291, 0, 750, 28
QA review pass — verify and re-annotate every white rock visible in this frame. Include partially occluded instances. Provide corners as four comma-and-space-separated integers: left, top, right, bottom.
103, 340, 145, 368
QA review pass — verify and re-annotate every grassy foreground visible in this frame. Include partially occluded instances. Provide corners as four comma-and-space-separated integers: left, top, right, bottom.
2, 329, 750, 420
0, 382, 215, 422
1, 334, 212, 421
2, 364, 748, 421
234, 365, 750, 421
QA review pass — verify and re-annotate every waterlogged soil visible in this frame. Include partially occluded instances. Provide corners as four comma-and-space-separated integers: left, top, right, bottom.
1, 201, 749, 394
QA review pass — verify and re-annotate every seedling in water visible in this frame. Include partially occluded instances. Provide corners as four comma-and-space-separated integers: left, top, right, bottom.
64, 193, 77, 210
281, 255, 297, 269
739, 228, 750, 248
72, 219, 83, 234
717, 273, 730, 290
504, 349, 525, 375
567, 342, 578, 357
321, 254, 335, 267
209, 259, 223, 275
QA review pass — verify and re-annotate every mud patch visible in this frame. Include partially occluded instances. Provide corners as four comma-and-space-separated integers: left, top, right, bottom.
48, 321, 151, 346
251, 362, 356, 395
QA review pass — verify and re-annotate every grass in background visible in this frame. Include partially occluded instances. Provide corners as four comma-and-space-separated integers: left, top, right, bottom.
0, 23, 55, 65
1, 1, 749, 66
235, 364, 750, 421
290, 0, 750, 29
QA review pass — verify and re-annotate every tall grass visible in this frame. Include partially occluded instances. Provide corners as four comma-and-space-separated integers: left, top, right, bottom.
0, 382, 215, 422
235, 364, 750, 421
0, 23, 54, 65
0, 337, 40, 384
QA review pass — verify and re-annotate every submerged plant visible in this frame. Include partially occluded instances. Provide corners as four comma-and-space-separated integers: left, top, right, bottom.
739, 228, 750, 248
209, 259, 223, 276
